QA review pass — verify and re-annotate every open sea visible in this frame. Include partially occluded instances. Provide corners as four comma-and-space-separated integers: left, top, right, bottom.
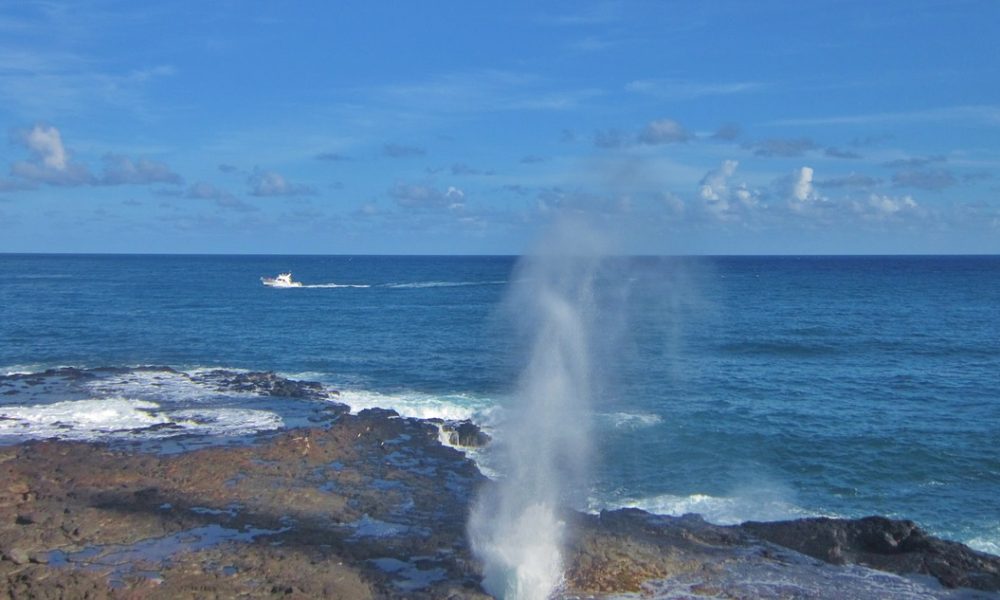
1, 254, 998, 556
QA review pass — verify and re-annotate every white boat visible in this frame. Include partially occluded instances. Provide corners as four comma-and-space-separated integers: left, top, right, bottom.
261, 272, 303, 288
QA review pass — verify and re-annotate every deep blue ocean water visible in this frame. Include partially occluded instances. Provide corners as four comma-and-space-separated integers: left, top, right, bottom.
1, 254, 998, 554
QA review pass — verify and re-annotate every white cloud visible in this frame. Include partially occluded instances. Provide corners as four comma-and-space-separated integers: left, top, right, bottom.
248, 168, 315, 197
390, 182, 467, 212
699, 159, 739, 202
10, 124, 92, 185
697, 160, 759, 220
792, 166, 815, 202
786, 166, 825, 211
25, 124, 67, 170
9, 124, 185, 189
858, 193, 919, 221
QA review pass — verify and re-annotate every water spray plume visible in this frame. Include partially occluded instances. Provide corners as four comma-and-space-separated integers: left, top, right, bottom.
469, 216, 614, 599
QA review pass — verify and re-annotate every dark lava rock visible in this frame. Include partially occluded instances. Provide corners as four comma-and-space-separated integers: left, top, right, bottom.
357, 407, 400, 419
439, 421, 491, 448
195, 369, 331, 399
742, 516, 1000, 592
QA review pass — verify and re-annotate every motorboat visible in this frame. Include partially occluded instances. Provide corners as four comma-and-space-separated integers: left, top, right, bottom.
261, 272, 302, 288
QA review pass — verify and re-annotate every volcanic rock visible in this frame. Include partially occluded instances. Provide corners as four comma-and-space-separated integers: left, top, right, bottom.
742, 516, 1000, 592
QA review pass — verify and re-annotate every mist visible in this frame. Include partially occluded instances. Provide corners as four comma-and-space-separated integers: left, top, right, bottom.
468, 215, 627, 599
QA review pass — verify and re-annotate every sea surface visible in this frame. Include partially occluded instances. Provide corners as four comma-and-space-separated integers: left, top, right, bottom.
1, 254, 998, 555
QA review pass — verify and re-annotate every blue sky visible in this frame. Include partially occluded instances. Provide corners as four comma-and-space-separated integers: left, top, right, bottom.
1, 0, 998, 254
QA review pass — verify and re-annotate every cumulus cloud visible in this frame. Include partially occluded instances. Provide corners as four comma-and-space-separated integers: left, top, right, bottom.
697, 160, 759, 220
892, 168, 957, 190
785, 166, 826, 212
248, 168, 315, 197
750, 138, 819, 157
637, 118, 690, 144
100, 154, 182, 186
10, 124, 92, 185
383, 143, 426, 158
792, 167, 815, 201
856, 193, 920, 221
390, 182, 466, 211
10, 124, 184, 188
699, 160, 739, 202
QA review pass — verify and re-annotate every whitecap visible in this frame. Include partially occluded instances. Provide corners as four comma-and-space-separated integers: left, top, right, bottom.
0, 397, 170, 440
85, 369, 245, 405
598, 411, 664, 430
0, 396, 283, 443
335, 389, 500, 425
593, 491, 826, 525
966, 525, 1000, 556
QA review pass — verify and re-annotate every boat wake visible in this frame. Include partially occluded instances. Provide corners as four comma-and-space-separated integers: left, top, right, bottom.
298, 283, 371, 288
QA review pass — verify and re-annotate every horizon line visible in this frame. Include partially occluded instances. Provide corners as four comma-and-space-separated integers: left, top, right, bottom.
2, 252, 999, 258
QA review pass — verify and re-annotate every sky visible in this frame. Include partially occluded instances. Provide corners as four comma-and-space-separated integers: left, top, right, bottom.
0, 0, 998, 255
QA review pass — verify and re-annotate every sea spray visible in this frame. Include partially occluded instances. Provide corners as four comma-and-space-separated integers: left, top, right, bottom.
468, 218, 620, 599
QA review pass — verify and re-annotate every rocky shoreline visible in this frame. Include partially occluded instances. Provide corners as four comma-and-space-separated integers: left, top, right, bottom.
1, 370, 998, 598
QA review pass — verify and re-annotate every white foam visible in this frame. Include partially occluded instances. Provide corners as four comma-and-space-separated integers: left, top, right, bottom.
299, 283, 371, 288
85, 370, 238, 404
0, 397, 169, 439
598, 411, 664, 430
0, 397, 282, 442
966, 526, 1000, 556
2, 364, 57, 376
336, 389, 500, 425
595, 491, 824, 525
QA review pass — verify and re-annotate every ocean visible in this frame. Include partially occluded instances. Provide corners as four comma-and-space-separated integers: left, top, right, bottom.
1, 253, 998, 556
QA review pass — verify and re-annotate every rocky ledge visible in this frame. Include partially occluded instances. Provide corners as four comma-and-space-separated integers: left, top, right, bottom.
1, 381, 997, 598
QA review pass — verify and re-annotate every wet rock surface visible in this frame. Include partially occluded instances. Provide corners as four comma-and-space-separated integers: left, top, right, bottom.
0, 408, 491, 599
1, 369, 998, 598
742, 516, 1000, 592
435, 419, 492, 448
191, 369, 335, 399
